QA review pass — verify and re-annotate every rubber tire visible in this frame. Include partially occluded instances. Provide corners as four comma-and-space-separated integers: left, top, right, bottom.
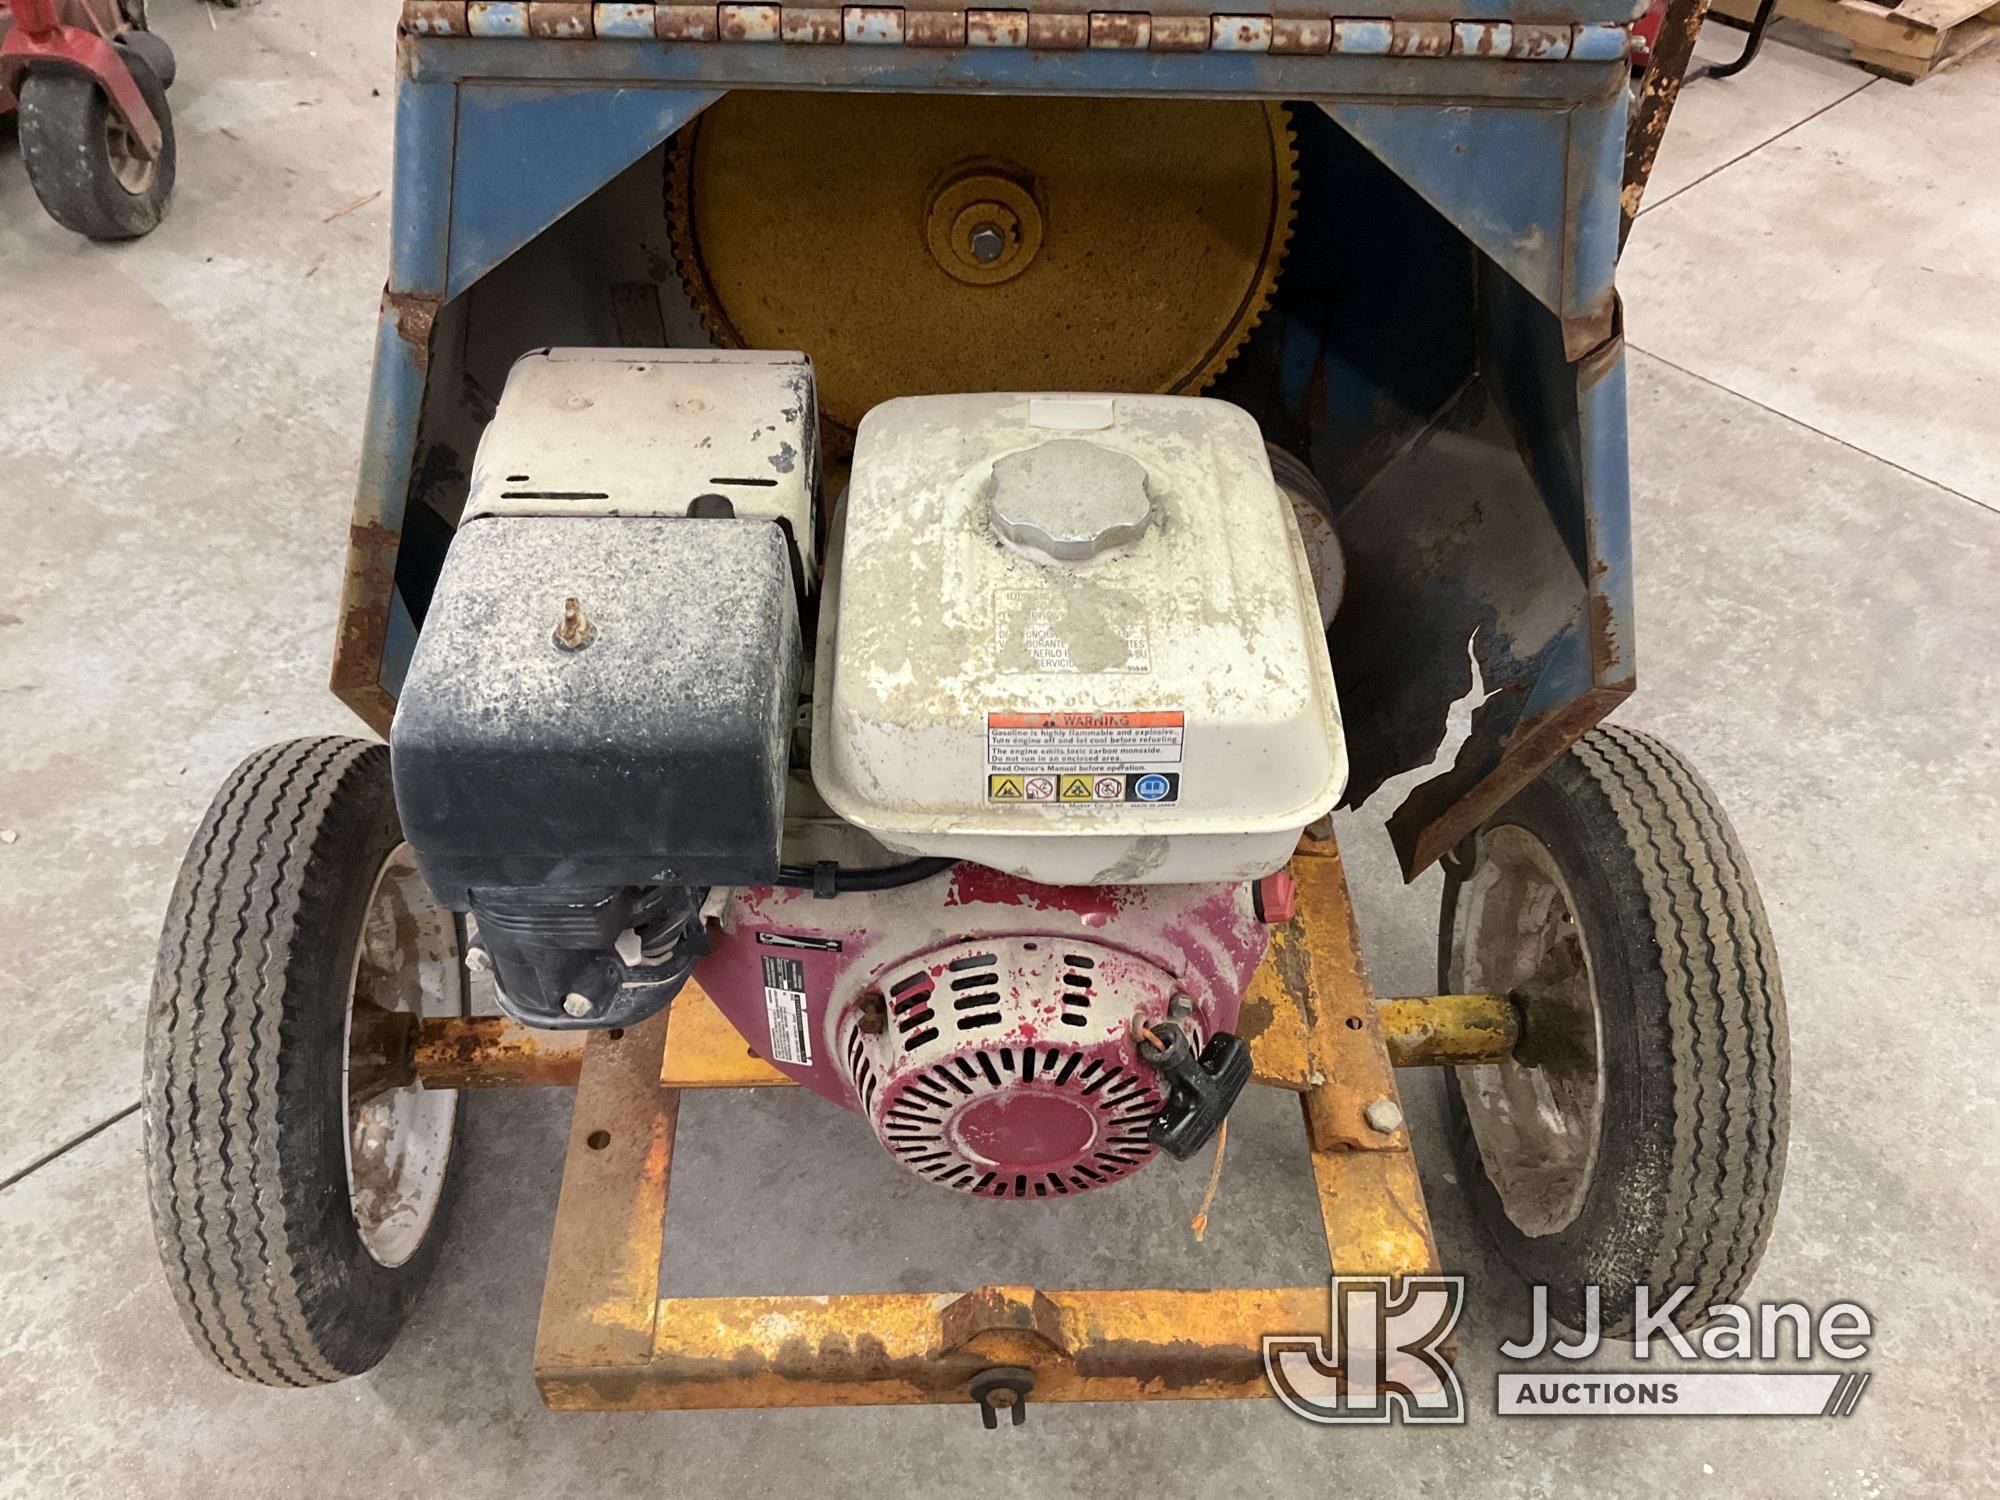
143, 738, 460, 1386
1441, 724, 1789, 1335
118, 31, 177, 93
18, 53, 175, 241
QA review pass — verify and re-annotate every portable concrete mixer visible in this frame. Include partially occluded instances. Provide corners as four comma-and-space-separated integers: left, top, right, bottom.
139, 0, 1786, 1420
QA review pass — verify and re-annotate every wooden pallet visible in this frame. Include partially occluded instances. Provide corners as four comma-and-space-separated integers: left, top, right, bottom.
1708, 0, 2000, 80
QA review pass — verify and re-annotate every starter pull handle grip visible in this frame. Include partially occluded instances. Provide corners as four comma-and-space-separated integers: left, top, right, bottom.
1137, 1021, 1253, 1162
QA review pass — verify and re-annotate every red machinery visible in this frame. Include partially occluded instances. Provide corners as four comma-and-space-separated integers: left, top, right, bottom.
0, 0, 176, 238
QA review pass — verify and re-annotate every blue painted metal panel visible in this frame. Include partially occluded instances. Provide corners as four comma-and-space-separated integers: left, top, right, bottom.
1371, 270, 1632, 874
1322, 101, 1572, 329
447, 83, 720, 299
1563, 90, 1628, 357
1326, 91, 1626, 357
1214, 105, 1476, 512
353, 299, 430, 541
408, 37, 1621, 104
388, 74, 458, 296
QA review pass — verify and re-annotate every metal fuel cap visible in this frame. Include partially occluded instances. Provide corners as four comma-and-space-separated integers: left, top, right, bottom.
986, 440, 1154, 563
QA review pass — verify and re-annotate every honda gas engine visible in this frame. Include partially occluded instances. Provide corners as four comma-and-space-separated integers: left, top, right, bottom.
391, 348, 1347, 1196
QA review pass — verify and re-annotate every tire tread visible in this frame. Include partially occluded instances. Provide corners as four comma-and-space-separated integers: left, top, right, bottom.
144, 738, 394, 1386
1570, 725, 1789, 1314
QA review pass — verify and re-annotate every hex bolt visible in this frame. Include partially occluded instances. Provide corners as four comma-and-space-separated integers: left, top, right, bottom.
465, 945, 493, 975
969, 1365, 1034, 1429
1364, 1097, 1404, 1134
553, 595, 596, 652
1168, 993, 1195, 1022
856, 991, 888, 1036
563, 992, 595, 1019
968, 222, 1006, 263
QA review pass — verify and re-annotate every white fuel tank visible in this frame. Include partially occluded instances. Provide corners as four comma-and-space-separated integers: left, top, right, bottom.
811, 393, 1347, 885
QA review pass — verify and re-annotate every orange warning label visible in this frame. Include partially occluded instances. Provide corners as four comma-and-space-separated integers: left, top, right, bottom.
986, 711, 1186, 731
985, 709, 1185, 780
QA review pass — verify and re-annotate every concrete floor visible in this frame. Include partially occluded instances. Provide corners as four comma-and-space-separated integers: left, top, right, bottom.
2, 4, 1995, 1495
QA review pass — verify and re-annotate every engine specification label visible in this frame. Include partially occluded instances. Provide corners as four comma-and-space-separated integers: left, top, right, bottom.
761, 955, 812, 1066
985, 711, 1183, 804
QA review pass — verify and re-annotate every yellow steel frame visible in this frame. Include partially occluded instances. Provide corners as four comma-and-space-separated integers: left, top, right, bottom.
407, 835, 1516, 1412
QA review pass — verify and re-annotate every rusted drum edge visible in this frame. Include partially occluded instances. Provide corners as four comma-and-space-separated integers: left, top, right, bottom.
406, 2, 1629, 59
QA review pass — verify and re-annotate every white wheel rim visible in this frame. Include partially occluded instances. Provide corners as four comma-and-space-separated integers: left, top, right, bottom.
1448, 825, 1605, 1239
341, 844, 461, 1268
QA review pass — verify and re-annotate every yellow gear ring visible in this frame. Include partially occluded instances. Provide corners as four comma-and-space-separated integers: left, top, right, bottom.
667, 93, 1297, 449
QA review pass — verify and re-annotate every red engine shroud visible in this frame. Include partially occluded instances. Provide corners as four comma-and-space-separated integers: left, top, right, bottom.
695, 865, 1271, 1197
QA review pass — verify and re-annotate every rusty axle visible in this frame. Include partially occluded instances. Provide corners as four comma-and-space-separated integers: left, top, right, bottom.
409, 986, 1520, 1094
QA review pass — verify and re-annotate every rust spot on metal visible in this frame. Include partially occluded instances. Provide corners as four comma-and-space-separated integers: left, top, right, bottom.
1586, 586, 1619, 671
537, 1012, 678, 1373
939, 1287, 1070, 1355
1511, 22, 1571, 57
1392, 682, 1634, 880
1454, 20, 1506, 54
1073, 1334, 1264, 1391
718, 3, 781, 40
904, 7, 965, 44
552, 595, 597, 651
1377, 994, 1521, 1068
413, 1016, 586, 1089
385, 288, 441, 349
1389, 20, 1451, 55
1270, 17, 1330, 53
527, 1, 593, 37
1234, 973, 1276, 1043
1087, 10, 1149, 48
1221, 15, 1269, 49
657, 3, 721, 40
1624, 0, 1711, 247
1268, 917, 1313, 1004
1147, 13, 1208, 48
1562, 296, 1619, 361
842, 4, 905, 42
1026, 10, 1087, 47
1577, 320, 1625, 391
966, 6, 1027, 44
330, 517, 402, 735
402, 0, 469, 35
